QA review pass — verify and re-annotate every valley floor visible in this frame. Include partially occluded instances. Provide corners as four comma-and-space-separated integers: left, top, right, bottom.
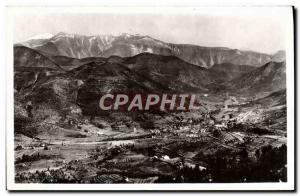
14, 95, 287, 183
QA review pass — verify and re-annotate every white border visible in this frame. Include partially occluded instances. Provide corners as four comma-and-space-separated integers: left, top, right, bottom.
5, 6, 295, 191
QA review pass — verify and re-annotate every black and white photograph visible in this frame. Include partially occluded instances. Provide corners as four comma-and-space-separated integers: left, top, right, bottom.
5, 5, 295, 191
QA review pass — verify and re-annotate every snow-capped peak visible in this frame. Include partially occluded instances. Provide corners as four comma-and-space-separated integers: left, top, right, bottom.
24, 33, 54, 41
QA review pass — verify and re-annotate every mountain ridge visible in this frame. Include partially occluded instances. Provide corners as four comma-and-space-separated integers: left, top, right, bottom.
19, 32, 284, 68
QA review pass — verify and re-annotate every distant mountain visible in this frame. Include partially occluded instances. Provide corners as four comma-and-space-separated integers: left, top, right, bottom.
14, 45, 285, 95
271, 50, 286, 62
24, 33, 54, 41
15, 54, 213, 117
14, 46, 65, 93
208, 63, 256, 83
14, 44, 286, 120
226, 61, 286, 95
69, 53, 215, 94
122, 53, 216, 91
21, 32, 119, 59
13, 46, 214, 95
14, 46, 62, 70
72, 61, 171, 113
19, 32, 281, 68
48, 55, 107, 70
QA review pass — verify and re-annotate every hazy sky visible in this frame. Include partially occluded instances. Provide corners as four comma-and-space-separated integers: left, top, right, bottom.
12, 7, 292, 54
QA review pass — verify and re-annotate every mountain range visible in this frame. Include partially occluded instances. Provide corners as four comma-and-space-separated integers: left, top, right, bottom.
14, 32, 286, 118
19, 32, 285, 68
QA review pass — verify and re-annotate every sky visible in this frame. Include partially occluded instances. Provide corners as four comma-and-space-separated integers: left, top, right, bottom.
12, 7, 292, 54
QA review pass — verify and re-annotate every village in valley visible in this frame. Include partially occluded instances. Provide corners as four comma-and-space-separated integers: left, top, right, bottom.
14, 89, 287, 183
